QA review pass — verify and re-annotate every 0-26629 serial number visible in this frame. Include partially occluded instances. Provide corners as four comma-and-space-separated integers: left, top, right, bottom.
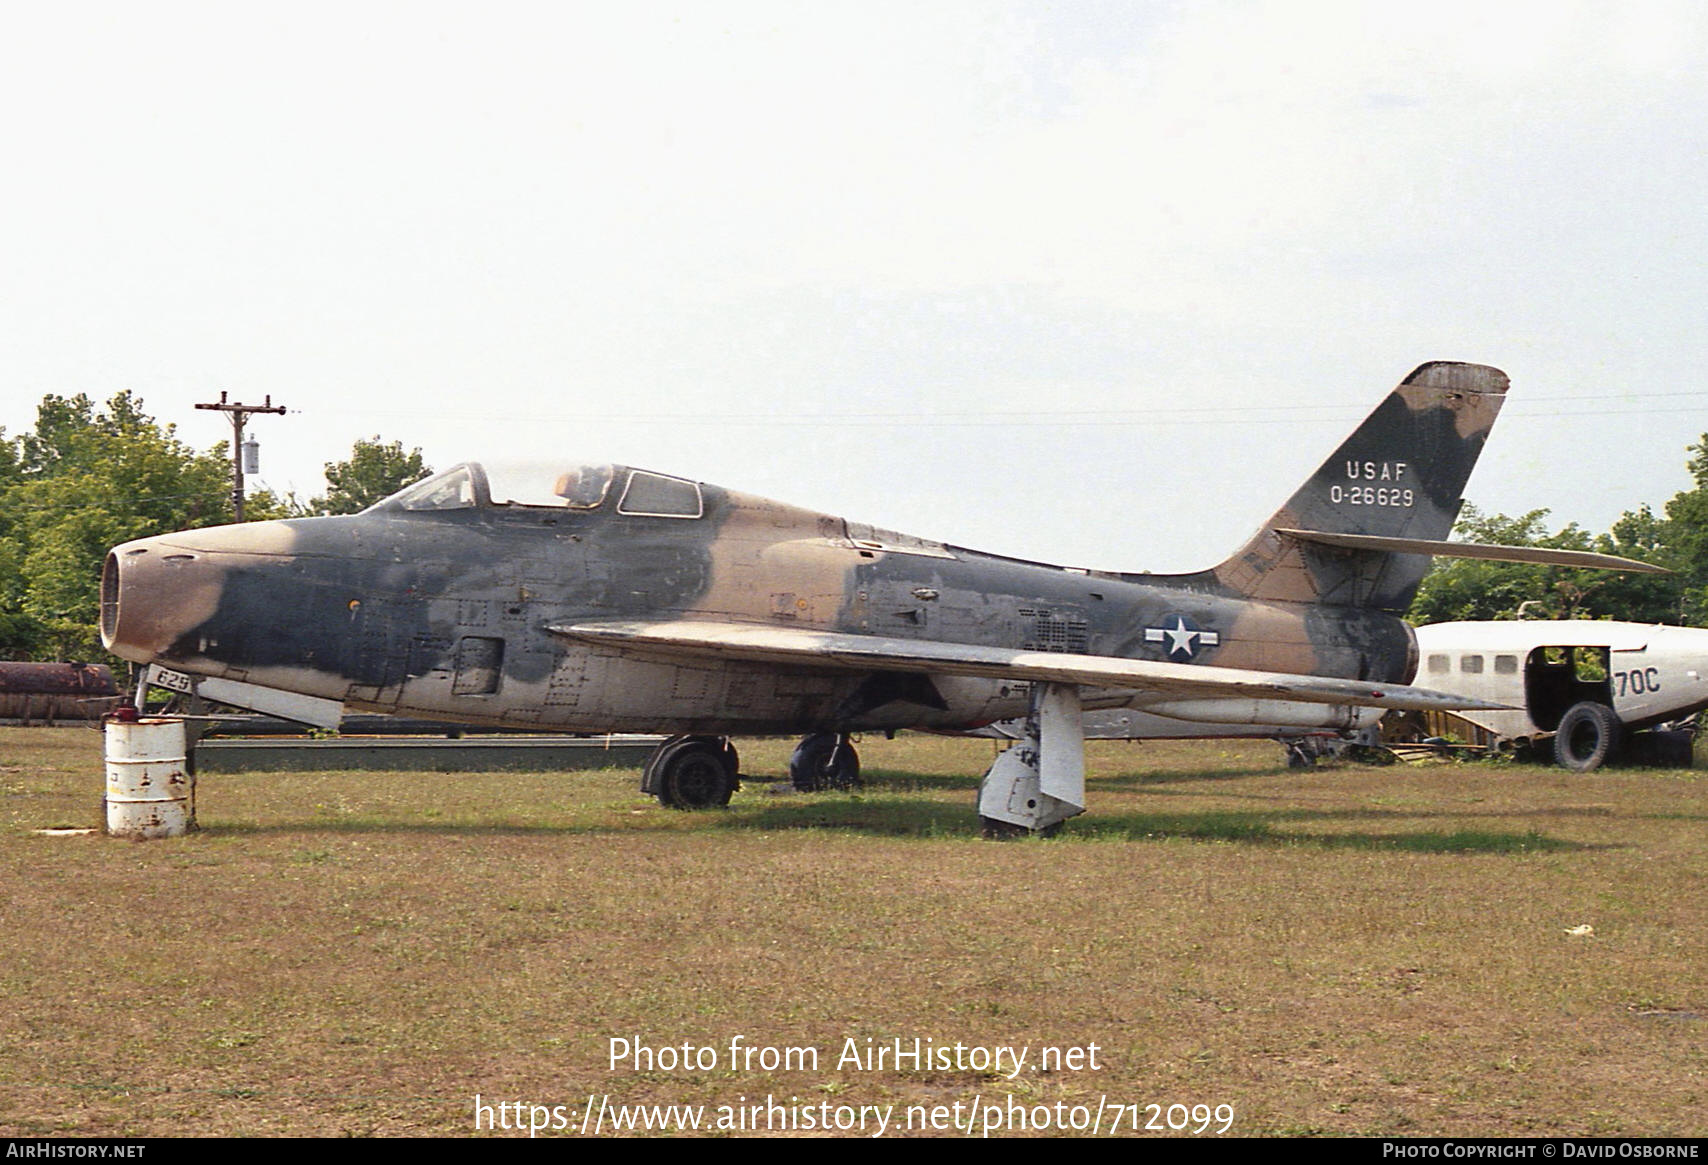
1329, 486, 1415, 507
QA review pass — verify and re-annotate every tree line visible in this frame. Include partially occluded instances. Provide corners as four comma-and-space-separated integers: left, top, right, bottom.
1409, 437, 1708, 627
3, 389, 1706, 664
0, 392, 429, 660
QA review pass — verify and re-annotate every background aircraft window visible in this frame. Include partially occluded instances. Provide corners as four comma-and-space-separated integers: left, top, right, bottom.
1495, 655, 1519, 674
1427, 654, 1449, 674
618, 471, 703, 518
1460, 654, 1484, 674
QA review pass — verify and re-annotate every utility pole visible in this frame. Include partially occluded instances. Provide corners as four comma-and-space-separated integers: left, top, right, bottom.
194, 392, 287, 521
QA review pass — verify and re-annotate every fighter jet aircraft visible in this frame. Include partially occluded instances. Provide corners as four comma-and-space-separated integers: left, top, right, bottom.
103, 360, 1637, 834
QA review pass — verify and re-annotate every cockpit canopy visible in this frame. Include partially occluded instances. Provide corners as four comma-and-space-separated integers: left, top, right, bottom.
372, 463, 704, 519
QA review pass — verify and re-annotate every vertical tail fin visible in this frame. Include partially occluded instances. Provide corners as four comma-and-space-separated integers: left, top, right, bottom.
1210, 361, 1509, 612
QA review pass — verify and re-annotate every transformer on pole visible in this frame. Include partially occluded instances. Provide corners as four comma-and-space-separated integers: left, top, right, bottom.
194, 392, 287, 521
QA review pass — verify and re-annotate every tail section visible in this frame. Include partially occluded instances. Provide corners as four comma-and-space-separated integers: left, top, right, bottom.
1210, 361, 1509, 612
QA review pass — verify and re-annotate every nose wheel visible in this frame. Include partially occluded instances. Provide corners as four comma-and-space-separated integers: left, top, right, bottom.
789, 732, 861, 792
642, 735, 740, 809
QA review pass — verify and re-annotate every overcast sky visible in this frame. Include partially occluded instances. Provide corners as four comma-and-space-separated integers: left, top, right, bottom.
3, 1, 1705, 571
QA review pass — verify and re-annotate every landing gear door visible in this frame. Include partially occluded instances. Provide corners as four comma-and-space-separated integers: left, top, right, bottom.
452, 636, 506, 696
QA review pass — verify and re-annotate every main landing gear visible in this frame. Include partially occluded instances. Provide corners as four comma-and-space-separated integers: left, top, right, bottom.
639, 732, 864, 809
789, 732, 861, 792
976, 682, 1086, 838
641, 735, 740, 809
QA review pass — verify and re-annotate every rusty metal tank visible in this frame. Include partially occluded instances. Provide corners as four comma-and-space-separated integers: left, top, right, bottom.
0, 662, 120, 723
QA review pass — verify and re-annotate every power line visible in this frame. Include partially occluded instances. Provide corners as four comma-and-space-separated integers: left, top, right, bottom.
306, 390, 1708, 429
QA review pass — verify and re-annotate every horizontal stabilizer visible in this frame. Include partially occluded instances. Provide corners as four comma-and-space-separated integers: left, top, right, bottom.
549, 619, 1512, 714
1274, 529, 1669, 574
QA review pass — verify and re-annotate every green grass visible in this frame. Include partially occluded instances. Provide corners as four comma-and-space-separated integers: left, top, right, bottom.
1, 727, 1704, 1137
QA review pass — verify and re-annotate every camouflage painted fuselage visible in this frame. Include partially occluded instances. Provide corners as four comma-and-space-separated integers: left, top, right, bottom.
101, 362, 1508, 734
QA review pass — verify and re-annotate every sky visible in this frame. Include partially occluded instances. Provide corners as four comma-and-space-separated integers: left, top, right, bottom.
3, 1, 1706, 572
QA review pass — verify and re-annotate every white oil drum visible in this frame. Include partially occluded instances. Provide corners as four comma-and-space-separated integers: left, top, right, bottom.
104, 717, 194, 839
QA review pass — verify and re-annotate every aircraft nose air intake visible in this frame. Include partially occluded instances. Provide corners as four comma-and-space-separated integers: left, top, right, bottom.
102, 521, 303, 664
99, 550, 121, 647
100, 538, 221, 664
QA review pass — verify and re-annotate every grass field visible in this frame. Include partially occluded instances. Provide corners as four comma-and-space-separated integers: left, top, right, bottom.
1, 726, 1703, 1138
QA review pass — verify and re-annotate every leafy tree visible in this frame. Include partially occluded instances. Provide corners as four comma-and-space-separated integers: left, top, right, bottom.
1661, 435, 1708, 624
1585, 503, 1686, 625
1, 393, 236, 659
0, 396, 427, 661
1408, 484, 1691, 629
312, 437, 431, 515
0, 433, 38, 657
1409, 505, 1607, 624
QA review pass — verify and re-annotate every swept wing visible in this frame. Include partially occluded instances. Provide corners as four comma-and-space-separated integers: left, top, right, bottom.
550, 619, 1510, 713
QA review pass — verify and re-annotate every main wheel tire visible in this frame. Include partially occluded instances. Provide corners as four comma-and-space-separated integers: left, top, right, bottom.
1555, 702, 1622, 772
651, 737, 736, 809
789, 733, 861, 792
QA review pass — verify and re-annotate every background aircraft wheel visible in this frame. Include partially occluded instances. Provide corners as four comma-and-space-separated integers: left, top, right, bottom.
789, 733, 860, 792
1555, 702, 1622, 772
1623, 728, 1694, 768
650, 736, 737, 809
